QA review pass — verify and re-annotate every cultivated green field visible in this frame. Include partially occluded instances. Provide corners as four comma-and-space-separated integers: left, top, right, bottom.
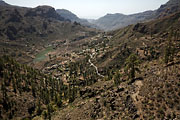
33, 46, 54, 62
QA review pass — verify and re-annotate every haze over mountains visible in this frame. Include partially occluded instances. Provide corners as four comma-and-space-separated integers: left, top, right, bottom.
0, 0, 180, 119
40, 0, 180, 31
1, 0, 179, 31
90, 0, 180, 31
56, 9, 96, 28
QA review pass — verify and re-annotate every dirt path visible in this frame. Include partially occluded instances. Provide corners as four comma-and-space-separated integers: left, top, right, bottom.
131, 80, 143, 119
88, 54, 104, 78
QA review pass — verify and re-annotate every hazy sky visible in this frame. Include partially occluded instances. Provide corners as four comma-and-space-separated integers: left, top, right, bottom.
4, 0, 169, 19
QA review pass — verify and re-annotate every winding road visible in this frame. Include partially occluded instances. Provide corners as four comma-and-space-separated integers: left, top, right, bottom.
88, 54, 104, 78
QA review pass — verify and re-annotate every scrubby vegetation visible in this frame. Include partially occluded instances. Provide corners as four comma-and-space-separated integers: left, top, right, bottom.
0, 55, 81, 119
1, 0, 180, 120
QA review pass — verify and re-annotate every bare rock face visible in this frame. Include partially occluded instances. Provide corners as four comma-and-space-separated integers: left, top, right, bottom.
0, 4, 71, 41
156, 0, 180, 18
6, 25, 17, 40
6, 9, 22, 23
133, 23, 148, 34
25, 6, 66, 21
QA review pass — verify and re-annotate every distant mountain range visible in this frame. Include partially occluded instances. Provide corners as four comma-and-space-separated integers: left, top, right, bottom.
0, 0, 180, 31
1, 0, 179, 32
0, 0, 97, 29
54, 0, 180, 31
56, 9, 98, 28
91, 11, 154, 31
90, 0, 180, 31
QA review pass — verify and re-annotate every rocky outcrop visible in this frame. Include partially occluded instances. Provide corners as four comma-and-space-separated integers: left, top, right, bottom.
25, 6, 66, 21
155, 0, 180, 18
6, 9, 22, 23
6, 25, 17, 40
133, 23, 148, 34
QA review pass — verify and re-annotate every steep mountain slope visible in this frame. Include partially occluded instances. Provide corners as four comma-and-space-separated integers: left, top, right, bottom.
0, 5, 90, 41
92, 0, 180, 31
92, 11, 153, 31
1, 0, 180, 120
52, 9, 180, 120
56, 9, 96, 28
56, 9, 79, 21
95, 11, 180, 70
155, 0, 180, 18
0, 2, 98, 64
0, 55, 75, 120
0, 2, 99, 120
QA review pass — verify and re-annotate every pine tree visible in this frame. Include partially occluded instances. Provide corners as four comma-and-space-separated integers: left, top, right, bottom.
1, 82, 7, 99
56, 95, 62, 108
114, 71, 121, 86
12, 77, 16, 93
47, 104, 53, 120
36, 100, 42, 115
149, 47, 156, 59
31, 82, 36, 98
125, 54, 141, 82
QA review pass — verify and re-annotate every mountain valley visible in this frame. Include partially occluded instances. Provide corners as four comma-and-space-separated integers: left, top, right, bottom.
0, 0, 180, 120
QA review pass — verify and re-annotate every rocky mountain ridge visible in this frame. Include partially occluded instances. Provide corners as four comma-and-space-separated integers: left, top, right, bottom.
91, 0, 180, 31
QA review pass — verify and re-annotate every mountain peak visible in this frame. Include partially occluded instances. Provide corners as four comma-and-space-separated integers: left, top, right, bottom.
56, 9, 96, 28
156, 0, 180, 18
0, 0, 9, 6
56, 9, 78, 21
24, 5, 66, 21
